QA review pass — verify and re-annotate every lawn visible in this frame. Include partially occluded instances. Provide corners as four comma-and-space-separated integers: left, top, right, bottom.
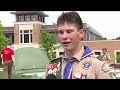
0, 64, 29, 79
0, 71, 29, 79
0, 64, 44, 79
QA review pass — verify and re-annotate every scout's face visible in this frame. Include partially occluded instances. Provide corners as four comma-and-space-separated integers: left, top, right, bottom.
58, 22, 84, 52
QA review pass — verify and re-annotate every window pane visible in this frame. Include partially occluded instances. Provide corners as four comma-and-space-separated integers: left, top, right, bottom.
24, 34, 29, 43
87, 33, 89, 40
30, 34, 32, 43
20, 30, 22, 33
25, 15, 30, 21
18, 15, 23, 21
12, 35, 14, 44
24, 30, 29, 33
43, 17, 45, 23
31, 15, 36, 21
5, 35, 9, 38
94, 52, 101, 56
30, 30, 32, 33
20, 34, 23, 43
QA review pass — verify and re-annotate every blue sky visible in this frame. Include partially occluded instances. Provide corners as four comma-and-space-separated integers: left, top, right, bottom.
0, 11, 120, 39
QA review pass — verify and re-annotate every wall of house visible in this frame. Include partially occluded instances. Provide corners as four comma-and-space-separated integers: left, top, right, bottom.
14, 21, 42, 44
81, 40, 120, 64
55, 40, 120, 64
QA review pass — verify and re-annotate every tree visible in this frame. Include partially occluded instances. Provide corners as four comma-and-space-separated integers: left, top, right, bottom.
39, 31, 61, 60
100, 37, 107, 40
115, 36, 120, 40
0, 21, 8, 52
0, 21, 9, 63
116, 52, 120, 63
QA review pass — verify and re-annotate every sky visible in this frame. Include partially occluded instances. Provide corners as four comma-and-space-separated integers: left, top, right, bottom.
0, 11, 120, 39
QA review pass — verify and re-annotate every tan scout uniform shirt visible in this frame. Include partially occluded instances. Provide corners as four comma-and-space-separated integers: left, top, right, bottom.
61, 46, 115, 79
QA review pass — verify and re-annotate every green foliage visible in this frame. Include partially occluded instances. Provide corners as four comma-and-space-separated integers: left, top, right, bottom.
115, 36, 120, 40
40, 31, 60, 60
100, 37, 107, 40
0, 21, 9, 52
116, 52, 120, 63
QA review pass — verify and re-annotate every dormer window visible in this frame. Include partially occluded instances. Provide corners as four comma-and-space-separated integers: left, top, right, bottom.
31, 15, 36, 21
18, 15, 23, 21
11, 11, 48, 23
25, 15, 30, 21
39, 16, 45, 23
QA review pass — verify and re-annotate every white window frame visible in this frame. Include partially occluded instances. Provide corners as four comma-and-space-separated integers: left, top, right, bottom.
19, 29, 33, 44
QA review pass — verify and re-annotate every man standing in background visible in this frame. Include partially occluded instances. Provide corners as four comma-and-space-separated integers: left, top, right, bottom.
101, 48, 111, 65
1, 42, 15, 79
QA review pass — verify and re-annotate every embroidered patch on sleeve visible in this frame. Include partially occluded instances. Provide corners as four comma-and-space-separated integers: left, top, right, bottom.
82, 61, 92, 70
48, 62, 61, 75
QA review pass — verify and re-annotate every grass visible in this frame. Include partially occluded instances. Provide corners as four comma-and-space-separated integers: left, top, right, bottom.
0, 64, 29, 79
0, 71, 29, 79
0, 64, 43, 79
0, 64, 3, 68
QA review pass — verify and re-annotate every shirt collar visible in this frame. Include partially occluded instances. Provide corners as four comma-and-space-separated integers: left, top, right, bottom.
64, 46, 94, 61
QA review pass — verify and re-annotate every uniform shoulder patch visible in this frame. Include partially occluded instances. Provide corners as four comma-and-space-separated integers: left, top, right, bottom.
47, 60, 61, 75
82, 61, 92, 70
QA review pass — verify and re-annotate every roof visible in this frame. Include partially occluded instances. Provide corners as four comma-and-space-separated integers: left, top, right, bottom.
3, 23, 102, 37
10, 11, 49, 17
83, 23, 102, 36
3, 27, 14, 33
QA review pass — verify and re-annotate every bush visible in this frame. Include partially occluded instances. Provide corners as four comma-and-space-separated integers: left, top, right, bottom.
116, 52, 120, 63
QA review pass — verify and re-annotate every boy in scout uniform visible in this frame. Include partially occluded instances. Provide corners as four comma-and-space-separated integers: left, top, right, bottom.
44, 11, 115, 79
101, 48, 111, 64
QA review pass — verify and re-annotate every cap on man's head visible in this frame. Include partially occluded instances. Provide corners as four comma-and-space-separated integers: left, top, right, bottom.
102, 48, 107, 50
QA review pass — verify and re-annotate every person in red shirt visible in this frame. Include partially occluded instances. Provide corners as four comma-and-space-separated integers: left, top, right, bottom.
1, 42, 15, 79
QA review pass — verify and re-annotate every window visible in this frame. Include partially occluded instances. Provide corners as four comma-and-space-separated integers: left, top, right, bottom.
25, 15, 30, 21
94, 36, 96, 40
5, 35, 9, 38
42, 17, 45, 23
94, 52, 101, 56
20, 30, 33, 43
89, 33, 91, 40
31, 15, 36, 21
18, 15, 23, 21
93, 50, 102, 56
86, 33, 89, 40
12, 35, 14, 44
40, 16, 44, 22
